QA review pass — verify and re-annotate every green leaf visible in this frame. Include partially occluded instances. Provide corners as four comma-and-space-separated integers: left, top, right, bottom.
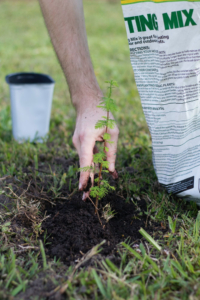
168, 216, 177, 234
139, 228, 162, 252
92, 269, 107, 298
79, 166, 94, 173
103, 133, 111, 140
96, 105, 106, 111
105, 79, 118, 87
145, 255, 160, 273
0, 203, 10, 212
106, 141, 114, 144
3, 221, 11, 227
111, 81, 119, 87
40, 240, 47, 270
90, 186, 108, 199
122, 242, 145, 262
171, 260, 188, 278
6, 269, 16, 288
102, 161, 109, 168
107, 119, 116, 129
105, 146, 109, 152
105, 259, 120, 275
101, 97, 118, 114
11, 281, 27, 296
95, 120, 107, 129
90, 181, 115, 200
93, 152, 106, 164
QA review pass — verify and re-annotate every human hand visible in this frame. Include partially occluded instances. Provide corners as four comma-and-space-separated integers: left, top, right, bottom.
72, 98, 119, 200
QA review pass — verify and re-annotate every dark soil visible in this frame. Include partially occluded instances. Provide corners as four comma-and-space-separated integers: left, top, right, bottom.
42, 191, 157, 264
15, 271, 66, 300
2, 153, 167, 299
1, 154, 163, 266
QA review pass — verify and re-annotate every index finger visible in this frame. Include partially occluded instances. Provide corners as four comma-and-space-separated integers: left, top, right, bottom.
79, 134, 96, 191
105, 126, 119, 176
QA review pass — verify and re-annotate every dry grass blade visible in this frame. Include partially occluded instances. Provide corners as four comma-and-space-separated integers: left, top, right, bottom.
0, 175, 11, 181
102, 203, 116, 222
4, 184, 50, 238
14, 245, 39, 253
11, 182, 56, 205
96, 268, 137, 291
66, 188, 78, 200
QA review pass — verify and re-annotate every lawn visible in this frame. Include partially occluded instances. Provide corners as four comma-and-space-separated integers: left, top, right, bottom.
0, 1, 199, 299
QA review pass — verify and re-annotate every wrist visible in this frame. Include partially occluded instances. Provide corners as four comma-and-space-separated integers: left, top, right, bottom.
72, 88, 103, 114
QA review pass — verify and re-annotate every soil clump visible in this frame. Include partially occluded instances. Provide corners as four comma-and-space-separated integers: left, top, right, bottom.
42, 192, 156, 264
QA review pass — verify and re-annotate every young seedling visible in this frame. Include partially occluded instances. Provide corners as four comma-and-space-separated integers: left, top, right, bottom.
80, 80, 118, 214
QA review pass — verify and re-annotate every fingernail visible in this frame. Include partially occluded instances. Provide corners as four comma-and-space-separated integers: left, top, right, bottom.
79, 182, 82, 190
109, 163, 115, 173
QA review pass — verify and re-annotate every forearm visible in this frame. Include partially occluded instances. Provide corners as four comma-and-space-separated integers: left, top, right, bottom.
39, 0, 102, 110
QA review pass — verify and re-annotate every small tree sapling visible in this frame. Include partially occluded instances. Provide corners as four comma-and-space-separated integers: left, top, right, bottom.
80, 80, 118, 213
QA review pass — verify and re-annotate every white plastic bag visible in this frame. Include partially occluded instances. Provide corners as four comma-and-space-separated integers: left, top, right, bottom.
121, 0, 200, 204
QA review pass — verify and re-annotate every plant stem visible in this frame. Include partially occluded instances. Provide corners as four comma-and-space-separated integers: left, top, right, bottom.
106, 111, 109, 133
95, 163, 102, 214
88, 196, 102, 225
95, 110, 109, 214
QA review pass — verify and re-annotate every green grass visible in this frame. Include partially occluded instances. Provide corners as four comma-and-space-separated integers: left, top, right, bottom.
0, 1, 199, 299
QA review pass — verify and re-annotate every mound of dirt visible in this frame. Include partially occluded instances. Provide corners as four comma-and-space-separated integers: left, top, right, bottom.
42, 192, 155, 264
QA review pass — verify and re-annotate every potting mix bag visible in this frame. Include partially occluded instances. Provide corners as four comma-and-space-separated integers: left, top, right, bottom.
121, 0, 200, 204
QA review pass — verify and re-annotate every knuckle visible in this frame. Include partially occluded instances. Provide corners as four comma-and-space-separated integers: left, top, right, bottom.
79, 131, 86, 143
